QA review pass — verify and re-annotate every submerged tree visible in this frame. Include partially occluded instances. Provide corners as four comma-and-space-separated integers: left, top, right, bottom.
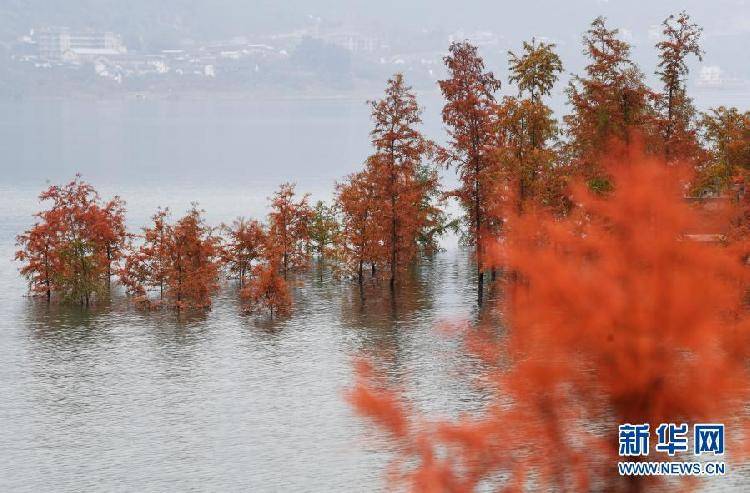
438, 41, 503, 304
15, 214, 62, 302
565, 17, 655, 191
90, 195, 128, 288
120, 208, 170, 302
16, 176, 127, 305
241, 259, 291, 318
350, 147, 750, 491
267, 183, 313, 280
655, 11, 704, 162
694, 106, 750, 194
164, 206, 221, 310
308, 200, 340, 261
367, 73, 438, 290
222, 217, 266, 288
500, 38, 564, 214
336, 169, 382, 285
121, 206, 221, 310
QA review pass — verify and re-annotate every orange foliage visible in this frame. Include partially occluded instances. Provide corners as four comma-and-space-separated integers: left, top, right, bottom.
121, 206, 221, 310
438, 41, 503, 303
349, 147, 750, 491
336, 169, 383, 283
241, 260, 291, 318
565, 17, 656, 191
222, 217, 266, 287
232, 205, 294, 316
120, 208, 170, 303
167, 206, 221, 309
16, 175, 127, 304
365, 73, 440, 288
654, 11, 703, 163
267, 183, 314, 279
15, 214, 62, 302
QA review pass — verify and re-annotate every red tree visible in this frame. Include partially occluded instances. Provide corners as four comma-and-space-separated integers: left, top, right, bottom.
15, 213, 63, 302
241, 259, 291, 318
164, 206, 221, 310
267, 183, 313, 279
336, 169, 383, 285
655, 11, 703, 162
16, 176, 127, 305
438, 41, 503, 304
90, 195, 128, 287
121, 206, 221, 310
222, 217, 266, 288
366, 73, 438, 290
120, 208, 170, 303
565, 17, 655, 191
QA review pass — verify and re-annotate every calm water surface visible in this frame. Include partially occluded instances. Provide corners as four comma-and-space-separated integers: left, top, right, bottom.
2, 97, 749, 491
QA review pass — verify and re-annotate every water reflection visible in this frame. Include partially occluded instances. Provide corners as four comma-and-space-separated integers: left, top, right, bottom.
22, 296, 121, 355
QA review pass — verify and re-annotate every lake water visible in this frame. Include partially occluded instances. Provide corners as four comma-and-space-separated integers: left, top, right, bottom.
0, 97, 488, 492
2, 95, 749, 491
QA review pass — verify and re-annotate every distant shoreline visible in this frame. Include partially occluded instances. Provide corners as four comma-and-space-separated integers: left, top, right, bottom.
0, 87, 448, 104
1, 85, 748, 109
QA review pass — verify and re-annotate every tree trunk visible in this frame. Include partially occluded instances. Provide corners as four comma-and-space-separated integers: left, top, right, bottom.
665, 84, 674, 160
106, 244, 112, 289
475, 157, 484, 306
390, 208, 397, 291
390, 145, 398, 292
477, 268, 484, 306
176, 262, 182, 311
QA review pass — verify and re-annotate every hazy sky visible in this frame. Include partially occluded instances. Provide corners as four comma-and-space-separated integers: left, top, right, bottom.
4, 0, 749, 39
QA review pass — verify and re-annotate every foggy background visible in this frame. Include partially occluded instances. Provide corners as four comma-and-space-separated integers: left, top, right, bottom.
0, 0, 748, 200
1, 0, 749, 98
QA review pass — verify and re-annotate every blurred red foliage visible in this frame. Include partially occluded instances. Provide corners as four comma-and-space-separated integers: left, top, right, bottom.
349, 146, 750, 492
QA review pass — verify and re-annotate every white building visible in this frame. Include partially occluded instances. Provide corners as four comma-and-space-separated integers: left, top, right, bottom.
37, 27, 127, 60
324, 32, 378, 53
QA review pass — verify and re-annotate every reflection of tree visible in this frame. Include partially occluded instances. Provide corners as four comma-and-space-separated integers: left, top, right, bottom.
23, 295, 113, 344
338, 255, 439, 381
20, 296, 119, 421
343, 250, 495, 428
23, 287, 212, 364
150, 307, 210, 349
238, 270, 330, 335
